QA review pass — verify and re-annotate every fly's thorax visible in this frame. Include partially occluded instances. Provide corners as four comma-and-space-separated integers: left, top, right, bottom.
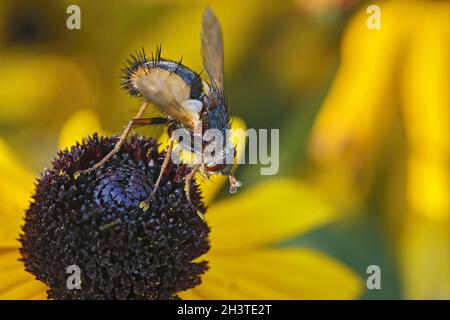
201, 90, 230, 134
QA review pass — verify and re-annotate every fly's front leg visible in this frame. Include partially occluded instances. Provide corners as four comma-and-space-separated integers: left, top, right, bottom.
139, 139, 175, 211
73, 101, 150, 178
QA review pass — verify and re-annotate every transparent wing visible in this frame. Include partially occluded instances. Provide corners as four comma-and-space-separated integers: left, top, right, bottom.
135, 69, 200, 128
201, 8, 224, 92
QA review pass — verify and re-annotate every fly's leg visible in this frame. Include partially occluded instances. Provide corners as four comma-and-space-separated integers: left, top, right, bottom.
185, 164, 204, 220
139, 139, 175, 211
74, 103, 171, 179
74, 101, 149, 178
75, 115, 169, 176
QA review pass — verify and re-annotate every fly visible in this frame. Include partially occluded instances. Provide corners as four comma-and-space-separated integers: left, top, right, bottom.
74, 8, 241, 217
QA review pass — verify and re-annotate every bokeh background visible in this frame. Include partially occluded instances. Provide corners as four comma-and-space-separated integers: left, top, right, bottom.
0, 0, 448, 299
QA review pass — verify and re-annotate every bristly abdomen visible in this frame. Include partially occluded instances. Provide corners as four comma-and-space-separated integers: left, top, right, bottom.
121, 46, 203, 99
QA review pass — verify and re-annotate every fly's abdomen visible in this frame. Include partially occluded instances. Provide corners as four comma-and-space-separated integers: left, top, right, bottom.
121, 48, 203, 100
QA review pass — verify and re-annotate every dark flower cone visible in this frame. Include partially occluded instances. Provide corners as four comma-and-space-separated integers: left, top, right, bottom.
19, 134, 209, 300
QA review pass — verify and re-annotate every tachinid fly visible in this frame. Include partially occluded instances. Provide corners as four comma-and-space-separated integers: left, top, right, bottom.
74, 8, 241, 217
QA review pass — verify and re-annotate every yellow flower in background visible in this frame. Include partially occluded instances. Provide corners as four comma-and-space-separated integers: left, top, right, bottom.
294, 0, 359, 15
0, 54, 94, 129
58, 109, 107, 150
181, 177, 363, 299
0, 110, 363, 299
121, 0, 278, 73
0, 139, 48, 298
307, 0, 449, 298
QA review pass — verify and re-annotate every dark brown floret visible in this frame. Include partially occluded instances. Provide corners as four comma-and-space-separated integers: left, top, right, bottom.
19, 134, 209, 300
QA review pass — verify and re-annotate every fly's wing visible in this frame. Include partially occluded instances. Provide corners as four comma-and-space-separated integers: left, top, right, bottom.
201, 8, 224, 92
135, 69, 200, 129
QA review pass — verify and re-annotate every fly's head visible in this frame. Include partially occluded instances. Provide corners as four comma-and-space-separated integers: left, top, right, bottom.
202, 140, 241, 194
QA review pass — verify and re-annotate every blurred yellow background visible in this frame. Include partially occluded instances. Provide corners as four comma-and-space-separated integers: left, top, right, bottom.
0, 0, 448, 299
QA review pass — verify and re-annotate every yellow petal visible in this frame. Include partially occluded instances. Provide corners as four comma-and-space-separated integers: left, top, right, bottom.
306, 2, 413, 206
28, 290, 48, 300
0, 55, 92, 125
309, 2, 406, 162
206, 179, 337, 253
58, 109, 105, 150
0, 139, 35, 248
401, 4, 450, 222
398, 214, 450, 299
180, 248, 363, 299
0, 278, 48, 300
0, 249, 48, 299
